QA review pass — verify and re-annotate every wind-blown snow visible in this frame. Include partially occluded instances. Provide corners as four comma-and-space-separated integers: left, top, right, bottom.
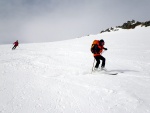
0, 26, 150, 113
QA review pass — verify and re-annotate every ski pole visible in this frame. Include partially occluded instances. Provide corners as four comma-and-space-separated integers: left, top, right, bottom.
91, 58, 95, 73
10, 44, 13, 48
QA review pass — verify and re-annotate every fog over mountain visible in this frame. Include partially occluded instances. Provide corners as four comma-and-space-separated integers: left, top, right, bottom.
0, 0, 150, 44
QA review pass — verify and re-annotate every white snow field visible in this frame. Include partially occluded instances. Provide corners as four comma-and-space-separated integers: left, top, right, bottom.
0, 26, 150, 113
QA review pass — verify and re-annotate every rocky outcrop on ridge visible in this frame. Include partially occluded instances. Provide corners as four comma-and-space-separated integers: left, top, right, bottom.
100, 20, 150, 34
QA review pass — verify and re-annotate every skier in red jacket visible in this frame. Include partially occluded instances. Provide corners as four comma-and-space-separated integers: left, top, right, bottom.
92, 39, 107, 70
12, 40, 19, 50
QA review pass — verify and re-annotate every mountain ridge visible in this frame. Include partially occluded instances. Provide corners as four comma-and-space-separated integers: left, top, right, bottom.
100, 20, 150, 34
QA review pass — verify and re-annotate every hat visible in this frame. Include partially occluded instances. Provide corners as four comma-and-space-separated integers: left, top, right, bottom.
100, 39, 104, 42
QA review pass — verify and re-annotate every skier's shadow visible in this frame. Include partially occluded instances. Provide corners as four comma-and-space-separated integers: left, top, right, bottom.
107, 69, 139, 74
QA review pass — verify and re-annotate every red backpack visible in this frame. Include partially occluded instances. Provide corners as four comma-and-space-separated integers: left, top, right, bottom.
90, 40, 100, 54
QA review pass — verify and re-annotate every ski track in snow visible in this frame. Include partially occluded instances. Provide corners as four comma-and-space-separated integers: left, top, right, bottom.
0, 26, 150, 113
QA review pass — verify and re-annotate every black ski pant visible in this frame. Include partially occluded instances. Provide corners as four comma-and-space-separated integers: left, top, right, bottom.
94, 55, 106, 68
12, 45, 17, 50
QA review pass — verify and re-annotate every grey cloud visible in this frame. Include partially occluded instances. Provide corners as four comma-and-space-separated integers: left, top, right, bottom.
0, 0, 150, 44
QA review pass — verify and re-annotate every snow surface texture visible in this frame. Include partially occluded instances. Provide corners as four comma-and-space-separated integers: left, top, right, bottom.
0, 26, 150, 113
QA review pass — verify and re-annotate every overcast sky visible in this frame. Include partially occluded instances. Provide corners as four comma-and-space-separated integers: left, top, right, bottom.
0, 0, 150, 44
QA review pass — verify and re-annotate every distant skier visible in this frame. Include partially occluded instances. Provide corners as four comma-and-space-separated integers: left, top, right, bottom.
12, 40, 19, 50
91, 39, 107, 70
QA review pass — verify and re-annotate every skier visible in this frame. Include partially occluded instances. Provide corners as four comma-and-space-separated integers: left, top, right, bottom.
12, 40, 19, 50
91, 39, 107, 70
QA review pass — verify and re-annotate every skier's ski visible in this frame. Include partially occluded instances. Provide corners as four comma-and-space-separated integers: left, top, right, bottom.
101, 70, 118, 75
92, 69, 118, 75
105, 72, 118, 75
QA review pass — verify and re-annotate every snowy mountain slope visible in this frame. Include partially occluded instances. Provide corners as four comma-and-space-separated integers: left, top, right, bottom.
0, 26, 150, 113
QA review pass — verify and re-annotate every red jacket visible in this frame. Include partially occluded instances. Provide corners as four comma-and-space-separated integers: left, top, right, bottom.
13, 41, 19, 46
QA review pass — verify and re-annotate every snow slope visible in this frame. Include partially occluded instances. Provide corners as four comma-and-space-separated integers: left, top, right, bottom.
0, 26, 150, 113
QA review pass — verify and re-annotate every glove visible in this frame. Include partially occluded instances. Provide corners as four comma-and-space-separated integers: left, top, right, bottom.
104, 48, 107, 50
